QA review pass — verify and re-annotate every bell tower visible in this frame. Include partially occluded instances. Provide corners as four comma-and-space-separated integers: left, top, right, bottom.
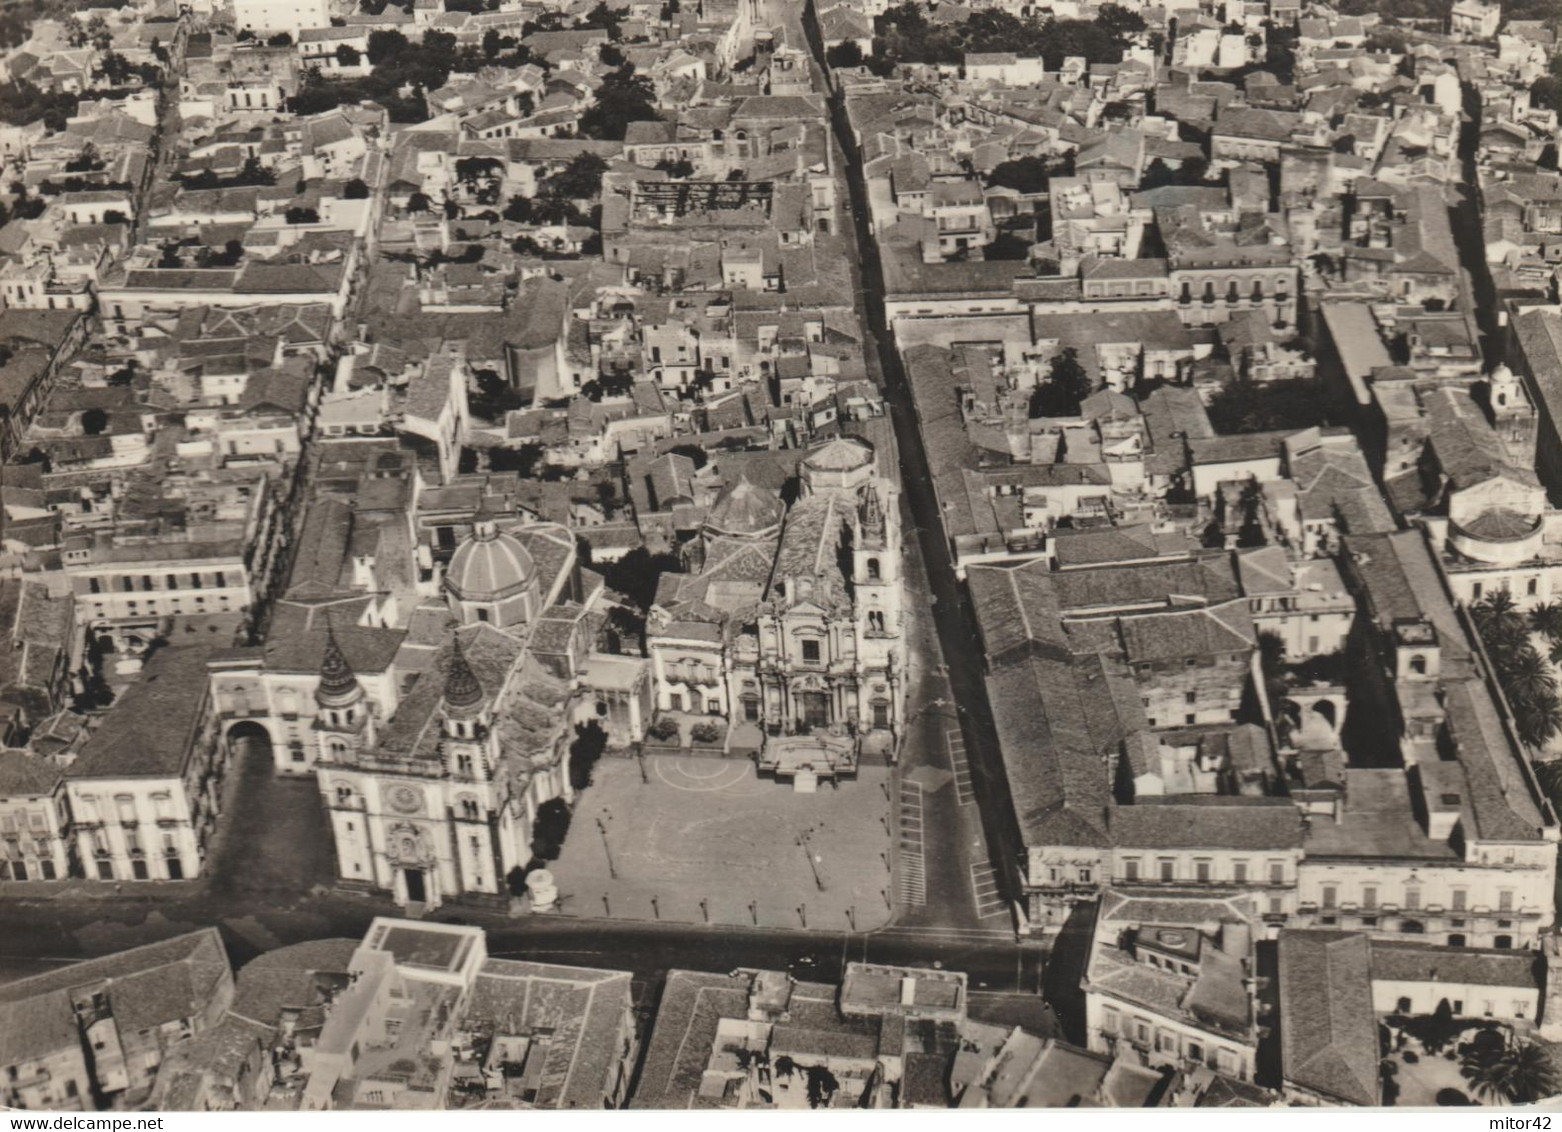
853, 484, 901, 616
315, 620, 373, 763
1489, 363, 1538, 470
440, 636, 496, 783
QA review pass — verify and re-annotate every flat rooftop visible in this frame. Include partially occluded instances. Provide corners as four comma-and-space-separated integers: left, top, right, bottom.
368, 923, 477, 973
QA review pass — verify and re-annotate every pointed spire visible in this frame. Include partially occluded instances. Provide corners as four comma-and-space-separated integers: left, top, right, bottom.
859, 484, 884, 536
316, 615, 360, 705
443, 634, 484, 711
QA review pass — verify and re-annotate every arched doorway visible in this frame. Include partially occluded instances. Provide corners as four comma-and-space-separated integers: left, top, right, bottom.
1310, 699, 1338, 732
226, 720, 273, 762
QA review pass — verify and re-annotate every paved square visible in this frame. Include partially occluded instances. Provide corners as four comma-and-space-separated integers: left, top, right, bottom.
548, 756, 895, 931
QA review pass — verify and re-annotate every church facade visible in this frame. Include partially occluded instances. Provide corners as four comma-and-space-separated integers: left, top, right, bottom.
312, 520, 651, 909
648, 436, 907, 779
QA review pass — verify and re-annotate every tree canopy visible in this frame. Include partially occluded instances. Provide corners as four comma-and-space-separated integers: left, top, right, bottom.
872, 2, 1143, 69
578, 63, 660, 140
1029, 348, 1092, 417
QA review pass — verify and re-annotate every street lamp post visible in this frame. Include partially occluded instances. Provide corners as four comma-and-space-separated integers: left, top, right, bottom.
602, 894, 611, 916
798, 903, 807, 929
651, 894, 659, 920
749, 900, 758, 925
700, 898, 709, 923
798, 832, 824, 891
596, 817, 617, 879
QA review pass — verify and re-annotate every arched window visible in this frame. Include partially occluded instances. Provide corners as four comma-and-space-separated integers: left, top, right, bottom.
461, 798, 479, 819
335, 784, 353, 805
327, 739, 347, 761
1409, 654, 1427, 674
866, 557, 880, 580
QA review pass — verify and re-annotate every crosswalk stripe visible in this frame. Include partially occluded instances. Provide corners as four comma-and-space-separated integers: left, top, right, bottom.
946, 729, 975, 805
897, 780, 927, 906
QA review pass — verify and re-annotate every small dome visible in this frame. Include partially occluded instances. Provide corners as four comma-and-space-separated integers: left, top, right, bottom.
446, 520, 535, 600
1489, 363, 1514, 384
705, 474, 784, 537
804, 437, 873, 474
1463, 508, 1537, 541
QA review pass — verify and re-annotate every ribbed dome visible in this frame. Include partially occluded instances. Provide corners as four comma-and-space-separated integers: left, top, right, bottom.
446, 520, 535, 600
1463, 507, 1538, 540
705, 474, 784, 537
804, 437, 873, 474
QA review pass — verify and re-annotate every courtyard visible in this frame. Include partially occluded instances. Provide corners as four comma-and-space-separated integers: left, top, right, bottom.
546, 755, 895, 932
1384, 1022, 1512, 1106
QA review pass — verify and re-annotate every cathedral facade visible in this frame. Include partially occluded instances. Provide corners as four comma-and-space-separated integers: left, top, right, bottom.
648, 436, 907, 774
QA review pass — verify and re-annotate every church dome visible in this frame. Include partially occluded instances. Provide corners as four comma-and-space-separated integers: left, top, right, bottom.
446, 520, 535, 601
705, 474, 784, 537
803, 437, 873, 474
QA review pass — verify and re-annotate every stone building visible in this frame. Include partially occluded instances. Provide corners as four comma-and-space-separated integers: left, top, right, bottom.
65, 644, 228, 883
648, 436, 906, 783
315, 520, 649, 909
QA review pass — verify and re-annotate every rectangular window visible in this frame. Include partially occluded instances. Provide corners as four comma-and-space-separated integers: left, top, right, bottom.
1452, 889, 1467, 911
1158, 859, 1174, 882
1195, 859, 1211, 883
801, 640, 820, 662
1124, 859, 1140, 881
1322, 885, 1337, 910
1233, 860, 1248, 883
1362, 885, 1377, 910
1269, 860, 1284, 884
1499, 890, 1514, 912
1405, 887, 1420, 911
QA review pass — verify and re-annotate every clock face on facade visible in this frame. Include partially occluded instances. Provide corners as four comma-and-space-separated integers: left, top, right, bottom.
387, 785, 422, 814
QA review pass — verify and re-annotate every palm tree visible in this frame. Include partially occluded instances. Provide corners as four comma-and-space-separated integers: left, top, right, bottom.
1463, 1040, 1561, 1104
1499, 646, 1557, 704
1511, 689, 1562, 749
1549, 636, 1562, 668
1531, 602, 1562, 642
1475, 591, 1528, 655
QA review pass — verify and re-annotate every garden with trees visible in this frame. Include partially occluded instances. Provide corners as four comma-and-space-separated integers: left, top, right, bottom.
1471, 592, 1562, 750
869, 2, 1145, 71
